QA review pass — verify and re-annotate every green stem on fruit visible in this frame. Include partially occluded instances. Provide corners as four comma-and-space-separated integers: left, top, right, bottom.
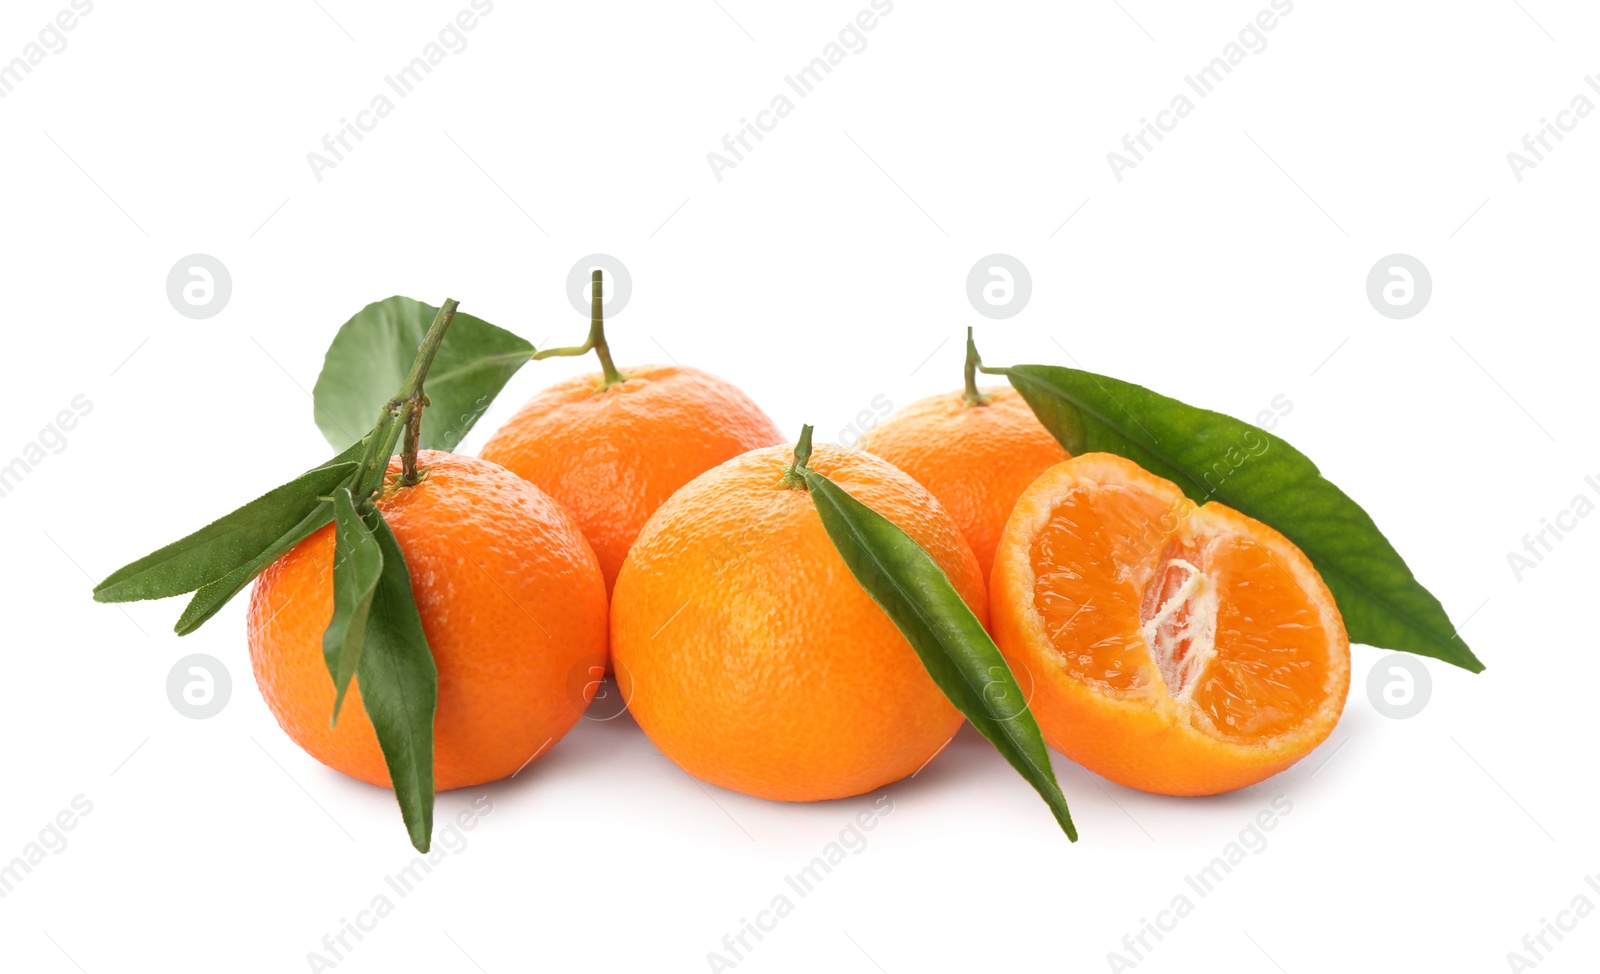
967, 329, 1013, 380
356, 299, 459, 498
400, 399, 426, 485
532, 269, 627, 388
778, 424, 816, 490
963, 327, 991, 407
588, 271, 624, 387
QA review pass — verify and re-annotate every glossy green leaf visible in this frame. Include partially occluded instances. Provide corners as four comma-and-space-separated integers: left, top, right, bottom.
1006, 363, 1483, 673
159, 442, 370, 634
173, 502, 334, 635
802, 469, 1077, 840
312, 296, 533, 454
93, 456, 359, 604
322, 489, 384, 723
358, 510, 438, 853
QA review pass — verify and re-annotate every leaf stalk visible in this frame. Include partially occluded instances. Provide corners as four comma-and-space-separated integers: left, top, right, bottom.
963, 327, 991, 406
354, 299, 459, 497
778, 424, 815, 490
531, 270, 626, 387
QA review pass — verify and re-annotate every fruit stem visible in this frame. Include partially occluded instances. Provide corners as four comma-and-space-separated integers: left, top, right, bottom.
779, 424, 815, 490
972, 331, 1011, 380
588, 271, 625, 388
963, 327, 991, 407
356, 299, 459, 497
400, 400, 426, 485
532, 269, 627, 388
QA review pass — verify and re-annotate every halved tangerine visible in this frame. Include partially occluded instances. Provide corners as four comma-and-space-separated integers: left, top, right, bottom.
990, 453, 1350, 795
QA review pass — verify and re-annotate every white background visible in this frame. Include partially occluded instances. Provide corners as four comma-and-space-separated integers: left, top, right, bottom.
1, 1, 1594, 971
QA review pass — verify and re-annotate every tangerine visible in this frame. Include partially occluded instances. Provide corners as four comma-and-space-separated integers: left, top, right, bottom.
858, 384, 1068, 581
990, 453, 1350, 795
610, 442, 986, 801
481, 365, 783, 593
248, 451, 608, 791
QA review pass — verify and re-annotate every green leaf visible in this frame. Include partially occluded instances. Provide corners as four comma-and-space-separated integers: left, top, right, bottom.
322, 489, 384, 723
173, 502, 335, 635
801, 469, 1077, 840
152, 442, 370, 634
1005, 363, 1483, 673
357, 510, 438, 853
93, 455, 359, 604
312, 296, 533, 454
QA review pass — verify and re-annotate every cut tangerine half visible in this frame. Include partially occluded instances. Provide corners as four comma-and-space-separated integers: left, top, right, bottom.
990, 453, 1350, 795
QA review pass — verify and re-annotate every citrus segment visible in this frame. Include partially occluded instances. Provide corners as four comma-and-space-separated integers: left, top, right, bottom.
992, 453, 1349, 795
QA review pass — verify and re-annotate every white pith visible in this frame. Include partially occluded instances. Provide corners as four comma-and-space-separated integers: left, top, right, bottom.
1001, 456, 1351, 755
1139, 555, 1219, 702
